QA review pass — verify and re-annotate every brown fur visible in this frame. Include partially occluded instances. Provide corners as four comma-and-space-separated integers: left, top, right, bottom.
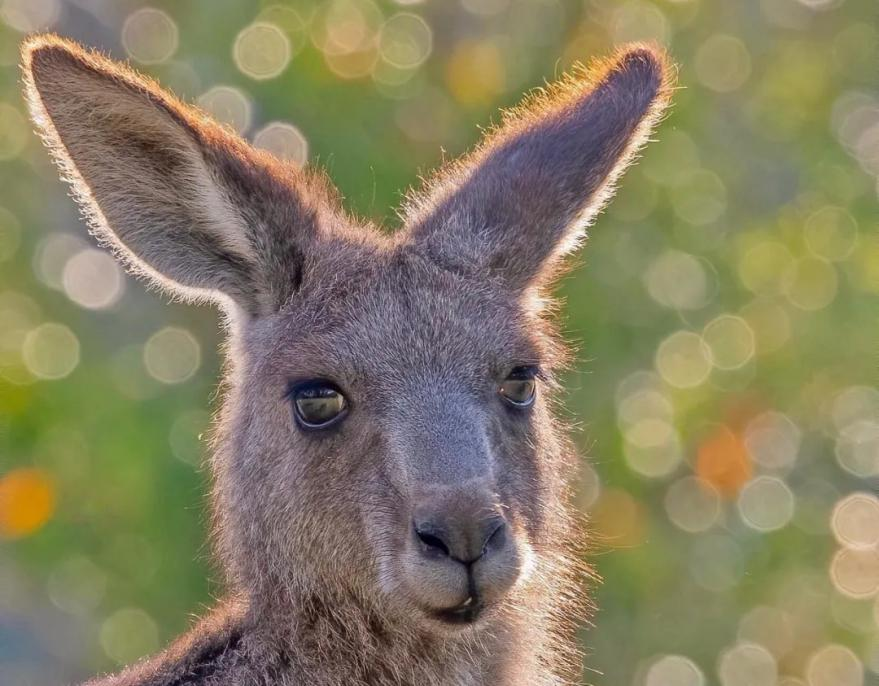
20, 34, 673, 686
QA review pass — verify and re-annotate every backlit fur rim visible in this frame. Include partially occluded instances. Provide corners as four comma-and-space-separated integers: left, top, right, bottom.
19, 33, 239, 308
20, 34, 351, 316
403, 42, 678, 246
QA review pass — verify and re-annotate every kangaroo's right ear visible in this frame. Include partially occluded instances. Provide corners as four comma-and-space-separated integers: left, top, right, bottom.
22, 34, 341, 317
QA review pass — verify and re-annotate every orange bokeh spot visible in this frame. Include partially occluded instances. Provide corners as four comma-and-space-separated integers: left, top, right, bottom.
0, 467, 56, 538
589, 489, 647, 548
696, 425, 752, 498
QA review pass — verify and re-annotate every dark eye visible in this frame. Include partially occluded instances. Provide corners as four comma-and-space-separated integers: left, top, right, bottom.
289, 380, 348, 430
499, 366, 537, 408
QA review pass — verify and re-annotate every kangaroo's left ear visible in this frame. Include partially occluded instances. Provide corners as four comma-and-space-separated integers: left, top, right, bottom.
405, 44, 674, 289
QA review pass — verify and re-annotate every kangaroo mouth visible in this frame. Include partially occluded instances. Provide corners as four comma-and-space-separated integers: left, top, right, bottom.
430, 595, 484, 625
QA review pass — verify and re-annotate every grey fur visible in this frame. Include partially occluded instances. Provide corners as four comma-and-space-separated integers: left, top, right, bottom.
21, 34, 673, 686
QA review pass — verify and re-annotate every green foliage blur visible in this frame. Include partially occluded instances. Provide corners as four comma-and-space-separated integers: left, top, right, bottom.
0, 0, 877, 684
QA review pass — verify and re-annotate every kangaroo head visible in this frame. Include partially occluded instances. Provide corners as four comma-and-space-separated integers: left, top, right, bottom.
23, 36, 672, 636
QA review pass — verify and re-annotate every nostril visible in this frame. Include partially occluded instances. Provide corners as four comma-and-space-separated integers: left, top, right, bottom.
414, 524, 451, 558
482, 520, 507, 557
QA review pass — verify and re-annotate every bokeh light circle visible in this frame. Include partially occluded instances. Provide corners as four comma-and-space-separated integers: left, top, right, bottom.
665, 477, 721, 533
702, 314, 755, 370
832, 386, 879, 431
739, 241, 794, 295
740, 297, 791, 354
577, 462, 602, 510
197, 86, 252, 134
33, 232, 87, 290
671, 170, 727, 226
744, 411, 801, 472
234, 22, 291, 80
47, 556, 107, 615
805, 206, 858, 261
718, 642, 777, 686
121, 7, 179, 64
737, 476, 795, 532
806, 644, 863, 686
695, 34, 752, 92
623, 418, 683, 478
62, 248, 125, 310
312, 0, 383, 57
257, 6, 307, 56
379, 13, 433, 69
696, 426, 752, 498
783, 257, 838, 311
143, 327, 200, 384
100, 608, 159, 665
646, 654, 705, 686
645, 250, 709, 310
0, 0, 59, 33
737, 606, 794, 659
831, 492, 879, 549
22, 323, 80, 380
0, 467, 56, 538
655, 330, 712, 388
618, 393, 673, 430
253, 122, 309, 165
835, 420, 879, 478
611, 0, 670, 45
830, 548, 879, 598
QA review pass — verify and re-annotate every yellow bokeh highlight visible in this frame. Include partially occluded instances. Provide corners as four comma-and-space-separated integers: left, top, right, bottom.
804, 206, 858, 262
783, 256, 838, 311
738, 240, 794, 295
702, 314, 755, 370
655, 330, 712, 389
0, 467, 56, 538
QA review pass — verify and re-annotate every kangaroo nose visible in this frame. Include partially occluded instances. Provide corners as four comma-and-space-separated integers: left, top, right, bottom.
413, 513, 507, 564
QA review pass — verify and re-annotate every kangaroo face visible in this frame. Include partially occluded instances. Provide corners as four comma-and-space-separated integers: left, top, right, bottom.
22, 34, 672, 639
223, 249, 560, 629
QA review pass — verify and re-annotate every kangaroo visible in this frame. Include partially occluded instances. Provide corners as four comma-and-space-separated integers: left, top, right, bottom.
21, 34, 672, 686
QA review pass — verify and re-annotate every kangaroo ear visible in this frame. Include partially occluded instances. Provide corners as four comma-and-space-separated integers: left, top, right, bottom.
22, 34, 340, 317
405, 45, 674, 290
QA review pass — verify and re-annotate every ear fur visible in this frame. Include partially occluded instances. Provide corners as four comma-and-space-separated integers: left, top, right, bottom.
404, 44, 675, 289
21, 34, 342, 317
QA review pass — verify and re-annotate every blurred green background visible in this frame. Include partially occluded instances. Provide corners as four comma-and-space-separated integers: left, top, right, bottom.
0, 0, 877, 684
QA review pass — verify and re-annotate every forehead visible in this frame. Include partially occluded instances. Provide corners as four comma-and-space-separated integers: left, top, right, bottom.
253, 247, 542, 383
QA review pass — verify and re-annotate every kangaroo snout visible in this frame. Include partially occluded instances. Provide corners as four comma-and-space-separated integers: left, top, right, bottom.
403, 487, 521, 626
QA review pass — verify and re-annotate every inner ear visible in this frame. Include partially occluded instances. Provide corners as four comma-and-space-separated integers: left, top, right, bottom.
22, 34, 347, 317
403, 45, 674, 290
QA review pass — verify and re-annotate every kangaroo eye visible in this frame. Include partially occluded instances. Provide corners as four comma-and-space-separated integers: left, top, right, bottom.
289, 381, 348, 430
499, 366, 537, 408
